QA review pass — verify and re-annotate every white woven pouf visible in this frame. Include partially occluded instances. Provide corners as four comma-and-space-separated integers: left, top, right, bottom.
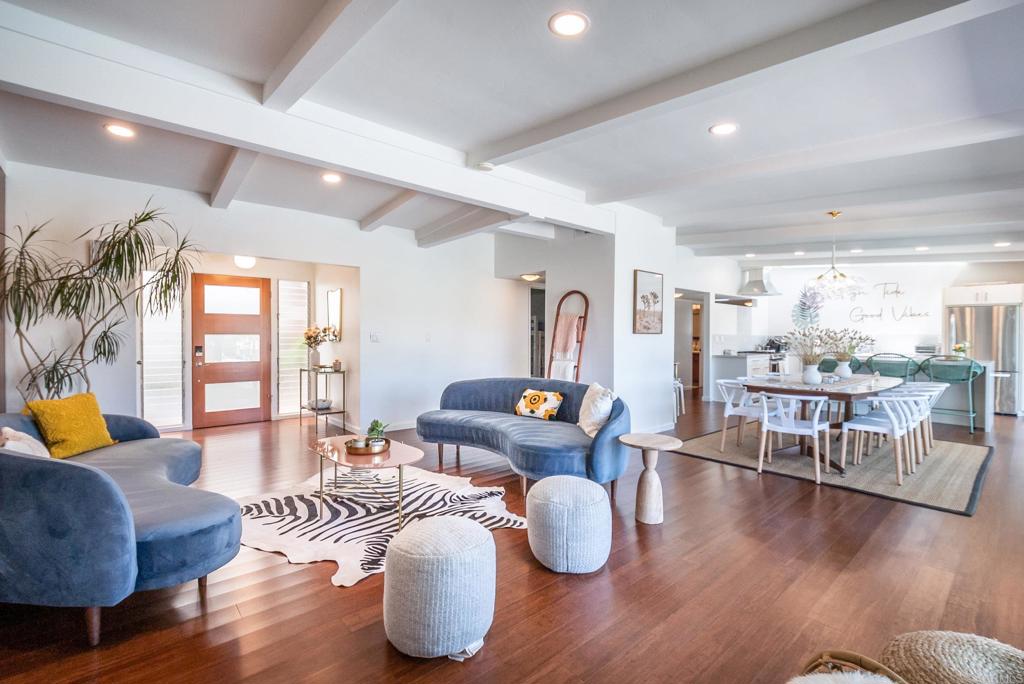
383, 516, 495, 660
526, 475, 611, 574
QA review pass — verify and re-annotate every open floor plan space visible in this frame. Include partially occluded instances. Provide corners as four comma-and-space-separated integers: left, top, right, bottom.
2, 2, 1024, 682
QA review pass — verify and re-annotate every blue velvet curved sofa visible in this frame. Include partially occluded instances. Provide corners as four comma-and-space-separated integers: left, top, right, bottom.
0, 413, 241, 646
416, 378, 631, 490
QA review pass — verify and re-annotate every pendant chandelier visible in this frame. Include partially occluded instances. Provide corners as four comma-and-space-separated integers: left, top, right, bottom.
807, 211, 866, 300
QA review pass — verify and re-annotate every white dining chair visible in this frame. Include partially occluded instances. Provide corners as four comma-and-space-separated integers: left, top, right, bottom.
880, 389, 939, 467
892, 382, 948, 450
757, 393, 830, 484
840, 396, 917, 485
716, 379, 765, 452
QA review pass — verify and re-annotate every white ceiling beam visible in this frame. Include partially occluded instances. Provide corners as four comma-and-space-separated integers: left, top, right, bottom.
417, 208, 513, 248
414, 205, 479, 235
751, 249, 1024, 267
262, 0, 399, 111
680, 207, 1024, 250
0, 21, 614, 235
493, 220, 557, 241
0, 141, 7, 172
209, 147, 259, 209
469, 0, 1018, 166
693, 229, 1024, 257
671, 172, 1024, 229
593, 110, 1024, 205
358, 189, 420, 231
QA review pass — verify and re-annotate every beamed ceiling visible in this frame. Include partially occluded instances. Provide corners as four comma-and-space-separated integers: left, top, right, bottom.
0, 0, 1022, 257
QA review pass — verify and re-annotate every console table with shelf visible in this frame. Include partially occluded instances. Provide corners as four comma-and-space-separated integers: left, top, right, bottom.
298, 367, 347, 435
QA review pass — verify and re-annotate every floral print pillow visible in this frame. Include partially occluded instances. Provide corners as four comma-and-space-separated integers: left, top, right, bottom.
514, 389, 564, 420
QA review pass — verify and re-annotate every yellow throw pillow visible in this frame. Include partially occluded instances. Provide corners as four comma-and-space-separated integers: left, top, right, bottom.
25, 392, 114, 459
515, 389, 564, 421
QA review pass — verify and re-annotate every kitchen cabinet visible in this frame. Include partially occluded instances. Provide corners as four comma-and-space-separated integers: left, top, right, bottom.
943, 284, 1024, 306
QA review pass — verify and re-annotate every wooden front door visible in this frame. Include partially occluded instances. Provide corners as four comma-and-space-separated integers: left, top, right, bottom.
191, 274, 272, 429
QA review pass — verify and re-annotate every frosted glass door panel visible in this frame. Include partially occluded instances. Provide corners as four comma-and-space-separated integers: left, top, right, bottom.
278, 280, 309, 415
204, 285, 261, 315
141, 270, 183, 428
205, 334, 260, 363
205, 381, 261, 412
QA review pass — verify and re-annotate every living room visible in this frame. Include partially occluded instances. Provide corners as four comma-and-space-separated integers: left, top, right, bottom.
1, 2, 1023, 683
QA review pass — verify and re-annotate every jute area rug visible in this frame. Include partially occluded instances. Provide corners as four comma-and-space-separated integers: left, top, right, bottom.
675, 427, 992, 516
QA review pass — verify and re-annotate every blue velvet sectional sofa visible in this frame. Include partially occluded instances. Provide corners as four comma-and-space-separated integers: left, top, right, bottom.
416, 378, 631, 493
0, 413, 241, 646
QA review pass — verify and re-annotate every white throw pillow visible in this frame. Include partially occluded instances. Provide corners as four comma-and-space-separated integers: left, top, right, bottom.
1, 426, 51, 458
577, 382, 617, 437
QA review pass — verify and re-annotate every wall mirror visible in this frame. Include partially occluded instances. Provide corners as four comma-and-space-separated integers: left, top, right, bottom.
326, 288, 342, 341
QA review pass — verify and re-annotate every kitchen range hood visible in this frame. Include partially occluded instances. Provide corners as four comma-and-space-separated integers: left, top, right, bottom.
736, 267, 780, 297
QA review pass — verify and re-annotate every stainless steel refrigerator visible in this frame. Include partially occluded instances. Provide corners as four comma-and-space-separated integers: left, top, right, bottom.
946, 305, 1021, 414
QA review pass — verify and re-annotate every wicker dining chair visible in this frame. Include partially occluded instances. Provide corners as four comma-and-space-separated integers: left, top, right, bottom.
797, 650, 908, 683
864, 353, 919, 381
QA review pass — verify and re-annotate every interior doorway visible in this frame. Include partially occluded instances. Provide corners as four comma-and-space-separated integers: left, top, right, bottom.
530, 287, 546, 377
674, 289, 710, 404
191, 273, 272, 429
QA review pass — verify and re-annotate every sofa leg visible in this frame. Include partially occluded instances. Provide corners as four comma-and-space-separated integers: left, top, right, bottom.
610, 479, 617, 499
437, 444, 444, 470
520, 475, 528, 496
85, 606, 101, 647
198, 575, 208, 592
455, 445, 461, 466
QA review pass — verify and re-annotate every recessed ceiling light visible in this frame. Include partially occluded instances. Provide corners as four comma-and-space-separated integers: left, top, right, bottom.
708, 122, 738, 136
994, 241, 1012, 247
745, 253, 756, 258
520, 273, 542, 282
793, 250, 805, 256
548, 11, 590, 37
233, 255, 256, 270
849, 248, 863, 253
104, 123, 135, 139
321, 171, 342, 184
915, 246, 930, 252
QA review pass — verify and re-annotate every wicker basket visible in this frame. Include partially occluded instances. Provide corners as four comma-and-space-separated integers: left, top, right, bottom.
800, 650, 908, 683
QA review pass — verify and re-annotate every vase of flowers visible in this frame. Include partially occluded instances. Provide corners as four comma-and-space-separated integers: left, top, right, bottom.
303, 326, 329, 367
952, 341, 970, 358
822, 328, 876, 378
786, 327, 826, 385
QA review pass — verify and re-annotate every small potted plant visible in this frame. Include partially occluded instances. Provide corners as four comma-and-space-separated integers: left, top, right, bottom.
367, 419, 389, 446
952, 341, 970, 358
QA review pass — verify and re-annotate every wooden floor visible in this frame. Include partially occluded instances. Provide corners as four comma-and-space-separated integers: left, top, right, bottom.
2, 399, 1022, 683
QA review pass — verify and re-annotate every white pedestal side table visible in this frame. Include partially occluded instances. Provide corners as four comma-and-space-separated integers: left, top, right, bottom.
618, 433, 683, 525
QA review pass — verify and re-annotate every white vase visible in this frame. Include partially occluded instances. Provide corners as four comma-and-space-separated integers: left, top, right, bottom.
308, 348, 320, 368
802, 364, 823, 385
835, 360, 853, 378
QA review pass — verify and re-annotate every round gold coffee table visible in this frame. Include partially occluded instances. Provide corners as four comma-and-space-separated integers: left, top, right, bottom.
618, 433, 683, 525
312, 435, 424, 528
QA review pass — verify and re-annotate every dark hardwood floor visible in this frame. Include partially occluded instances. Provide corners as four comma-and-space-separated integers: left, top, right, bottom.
2, 397, 1022, 683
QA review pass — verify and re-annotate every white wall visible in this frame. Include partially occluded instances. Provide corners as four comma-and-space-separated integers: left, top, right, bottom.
314, 262, 361, 429
611, 204, 677, 432
495, 229, 615, 387
5, 162, 528, 429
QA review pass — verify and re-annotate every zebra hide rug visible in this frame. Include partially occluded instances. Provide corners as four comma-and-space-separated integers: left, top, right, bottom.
238, 466, 526, 586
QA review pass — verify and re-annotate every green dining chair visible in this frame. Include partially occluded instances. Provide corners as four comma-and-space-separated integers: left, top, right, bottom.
864, 353, 919, 381
917, 355, 984, 433
818, 358, 838, 373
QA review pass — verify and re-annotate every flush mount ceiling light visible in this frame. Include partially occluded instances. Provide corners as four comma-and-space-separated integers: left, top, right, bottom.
708, 122, 738, 136
321, 171, 343, 184
233, 255, 256, 270
915, 246, 930, 252
474, 161, 495, 172
548, 11, 590, 37
520, 273, 542, 282
104, 123, 135, 139
995, 241, 1012, 247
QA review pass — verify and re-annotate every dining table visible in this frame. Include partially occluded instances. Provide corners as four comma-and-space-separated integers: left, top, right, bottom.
740, 374, 905, 474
